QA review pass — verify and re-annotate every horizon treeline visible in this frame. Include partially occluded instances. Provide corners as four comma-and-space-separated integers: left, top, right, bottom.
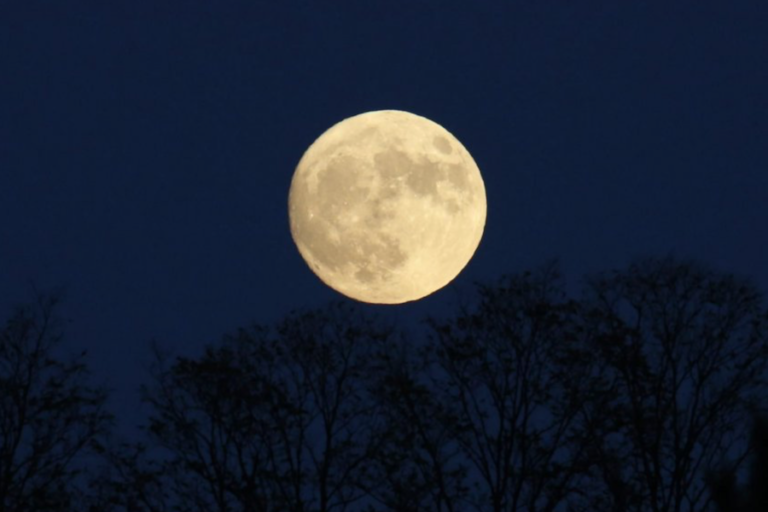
1, 256, 767, 511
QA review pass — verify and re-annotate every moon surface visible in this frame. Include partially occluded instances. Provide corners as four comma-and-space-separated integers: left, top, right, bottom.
288, 110, 486, 304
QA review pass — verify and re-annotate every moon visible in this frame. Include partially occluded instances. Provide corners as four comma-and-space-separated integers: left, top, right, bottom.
288, 110, 486, 304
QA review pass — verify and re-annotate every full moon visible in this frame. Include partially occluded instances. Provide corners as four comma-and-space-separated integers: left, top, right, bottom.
288, 110, 486, 304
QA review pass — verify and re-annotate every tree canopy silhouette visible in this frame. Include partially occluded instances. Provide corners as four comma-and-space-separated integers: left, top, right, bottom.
5, 257, 768, 512
110, 302, 394, 512
0, 294, 110, 512
574, 257, 768, 512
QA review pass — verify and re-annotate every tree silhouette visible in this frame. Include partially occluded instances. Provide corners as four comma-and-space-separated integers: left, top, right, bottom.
575, 257, 768, 512
363, 326, 470, 511
84, 256, 768, 511
118, 302, 394, 512
0, 294, 111, 512
420, 263, 600, 512
709, 414, 768, 512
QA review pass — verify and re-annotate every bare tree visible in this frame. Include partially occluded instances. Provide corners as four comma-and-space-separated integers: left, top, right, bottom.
84, 439, 170, 512
709, 414, 768, 512
88, 257, 768, 512
421, 264, 596, 512
0, 294, 111, 512
137, 301, 392, 512
362, 332, 470, 512
577, 257, 768, 512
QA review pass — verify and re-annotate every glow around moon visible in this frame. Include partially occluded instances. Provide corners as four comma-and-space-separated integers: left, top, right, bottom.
288, 110, 486, 304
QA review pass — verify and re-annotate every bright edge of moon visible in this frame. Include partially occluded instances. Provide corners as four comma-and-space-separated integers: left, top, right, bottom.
288, 110, 487, 304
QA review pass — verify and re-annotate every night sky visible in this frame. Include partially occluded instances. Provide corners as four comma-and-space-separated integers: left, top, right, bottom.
2, 1, 767, 437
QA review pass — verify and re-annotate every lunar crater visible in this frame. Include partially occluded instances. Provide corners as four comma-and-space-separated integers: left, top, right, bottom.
433, 136, 452, 154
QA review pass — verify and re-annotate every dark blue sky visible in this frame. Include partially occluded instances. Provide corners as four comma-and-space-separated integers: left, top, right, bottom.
1, 1, 767, 435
